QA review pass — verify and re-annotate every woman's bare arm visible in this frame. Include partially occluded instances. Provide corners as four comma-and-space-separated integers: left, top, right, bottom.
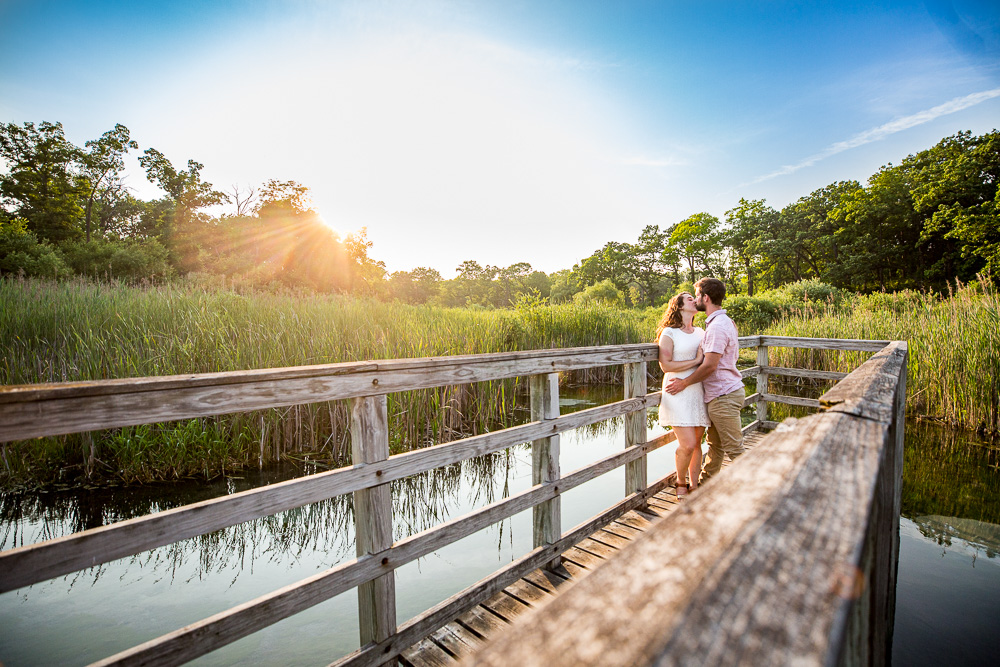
658, 334, 702, 373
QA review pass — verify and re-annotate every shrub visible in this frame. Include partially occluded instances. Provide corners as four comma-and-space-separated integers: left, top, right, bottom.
574, 279, 625, 308
0, 217, 71, 278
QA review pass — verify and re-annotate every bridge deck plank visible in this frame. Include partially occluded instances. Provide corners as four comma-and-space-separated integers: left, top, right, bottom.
397, 428, 767, 665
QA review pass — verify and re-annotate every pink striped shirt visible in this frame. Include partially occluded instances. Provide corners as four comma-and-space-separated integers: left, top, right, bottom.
701, 309, 744, 402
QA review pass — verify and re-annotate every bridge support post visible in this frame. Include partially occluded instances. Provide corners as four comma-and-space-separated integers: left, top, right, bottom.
624, 362, 647, 498
756, 343, 769, 424
350, 395, 397, 646
530, 372, 561, 569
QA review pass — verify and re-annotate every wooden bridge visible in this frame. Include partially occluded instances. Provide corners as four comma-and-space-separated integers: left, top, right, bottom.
0, 335, 908, 666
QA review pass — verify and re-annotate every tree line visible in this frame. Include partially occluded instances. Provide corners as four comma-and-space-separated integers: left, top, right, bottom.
2, 121, 997, 306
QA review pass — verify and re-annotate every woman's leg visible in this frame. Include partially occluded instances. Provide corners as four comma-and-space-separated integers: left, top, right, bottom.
688, 426, 705, 490
673, 426, 700, 492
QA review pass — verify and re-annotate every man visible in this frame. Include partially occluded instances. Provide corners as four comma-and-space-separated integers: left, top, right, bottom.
665, 277, 745, 481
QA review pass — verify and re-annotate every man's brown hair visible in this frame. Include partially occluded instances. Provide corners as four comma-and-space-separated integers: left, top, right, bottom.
695, 277, 726, 306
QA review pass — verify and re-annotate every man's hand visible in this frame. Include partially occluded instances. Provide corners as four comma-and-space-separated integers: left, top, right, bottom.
665, 377, 687, 395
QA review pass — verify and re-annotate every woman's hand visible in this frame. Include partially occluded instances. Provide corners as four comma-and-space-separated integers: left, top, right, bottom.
695, 346, 704, 364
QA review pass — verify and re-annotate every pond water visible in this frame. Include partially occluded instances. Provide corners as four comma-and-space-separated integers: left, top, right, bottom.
1, 389, 998, 665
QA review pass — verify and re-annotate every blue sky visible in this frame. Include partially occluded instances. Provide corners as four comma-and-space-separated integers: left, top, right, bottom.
2, 0, 998, 275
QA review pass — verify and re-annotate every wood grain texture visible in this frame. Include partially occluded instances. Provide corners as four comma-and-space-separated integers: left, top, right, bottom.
530, 373, 561, 565
761, 392, 822, 409
624, 362, 648, 496
351, 396, 397, 645
758, 336, 890, 351
0, 393, 658, 594
0, 345, 659, 442
819, 342, 907, 424
465, 410, 893, 667
763, 366, 849, 381
756, 345, 769, 424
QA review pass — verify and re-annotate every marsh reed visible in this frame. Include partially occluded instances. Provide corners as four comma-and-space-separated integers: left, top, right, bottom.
765, 279, 1000, 437
0, 278, 656, 486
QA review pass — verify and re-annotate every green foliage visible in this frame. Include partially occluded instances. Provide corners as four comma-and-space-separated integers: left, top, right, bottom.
0, 121, 86, 242
573, 278, 625, 307
58, 237, 171, 282
0, 216, 72, 278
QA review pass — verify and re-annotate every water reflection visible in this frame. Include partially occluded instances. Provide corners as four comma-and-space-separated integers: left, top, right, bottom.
0, 385, 648, 666
892, 421, 1000, 666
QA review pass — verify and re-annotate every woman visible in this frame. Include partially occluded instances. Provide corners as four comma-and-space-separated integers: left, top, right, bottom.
656, 292, 710, 498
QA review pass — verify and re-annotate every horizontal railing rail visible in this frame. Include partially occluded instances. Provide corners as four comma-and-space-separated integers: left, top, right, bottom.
0, 335, 894, 666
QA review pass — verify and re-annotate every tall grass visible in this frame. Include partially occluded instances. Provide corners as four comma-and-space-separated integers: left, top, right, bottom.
765, 280, 1000, 437
0, 278, 657, 486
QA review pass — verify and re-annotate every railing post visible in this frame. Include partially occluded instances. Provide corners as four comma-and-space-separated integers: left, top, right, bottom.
350, 395, 397, 646
756, 343, 769, 425
624, 362, 647, 497
530, 373, 561, 569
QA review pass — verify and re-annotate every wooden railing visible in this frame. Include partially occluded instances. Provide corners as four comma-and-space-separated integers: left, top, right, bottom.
0, 335, 897, 666
470, 339, 908, 667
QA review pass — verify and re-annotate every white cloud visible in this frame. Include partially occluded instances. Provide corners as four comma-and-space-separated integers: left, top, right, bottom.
749, 87, 1000, 184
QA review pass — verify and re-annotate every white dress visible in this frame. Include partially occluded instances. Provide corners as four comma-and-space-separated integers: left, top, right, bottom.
658, 327, 711, 428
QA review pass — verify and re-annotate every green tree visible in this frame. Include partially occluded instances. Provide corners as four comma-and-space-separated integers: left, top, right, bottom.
628, 225, 669, 306
724, 198, 777, 296
80, 124, 137, 241
138, 148, 226, 271
0, 121, 86, 242
913, 130, 1000, 276
667, 213, 723, 284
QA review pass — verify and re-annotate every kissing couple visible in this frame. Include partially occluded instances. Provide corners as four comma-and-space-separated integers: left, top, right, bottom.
655, 277, 746, 498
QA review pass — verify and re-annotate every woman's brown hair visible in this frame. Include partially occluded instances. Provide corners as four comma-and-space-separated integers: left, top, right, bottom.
654, 293, 688, 341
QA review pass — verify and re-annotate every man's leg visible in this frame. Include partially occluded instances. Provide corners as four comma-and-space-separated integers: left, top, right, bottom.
702, 418, 725, 480
704, 388, 746, 474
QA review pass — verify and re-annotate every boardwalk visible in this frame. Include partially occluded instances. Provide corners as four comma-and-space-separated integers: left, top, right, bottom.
398, 430, 767, 667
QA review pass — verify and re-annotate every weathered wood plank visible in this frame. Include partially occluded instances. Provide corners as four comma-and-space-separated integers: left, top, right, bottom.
601, 522, 640, 541
624, 362, 648, 497
480, 593, 532, 624
530, 373, 560, 567
740, 365, 761, 379
351, 396, 396, 645
400, 639, 453, 667
466, 409, 893, 666
561, 545, 607, 568
0, 346, 658, 442
820, 342, 907, 424
758, 336, 890, 351
0, 393, 658, 594
521, 568, 570, 594
756, 344, 769, 424
574, 537, 619, 560
503, 579, 554, 607
761, 392, 822, 409
588, 529, 631, 550
763, 366, 848, 381
429, 623, 482, 657
457, 605, 508, 639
